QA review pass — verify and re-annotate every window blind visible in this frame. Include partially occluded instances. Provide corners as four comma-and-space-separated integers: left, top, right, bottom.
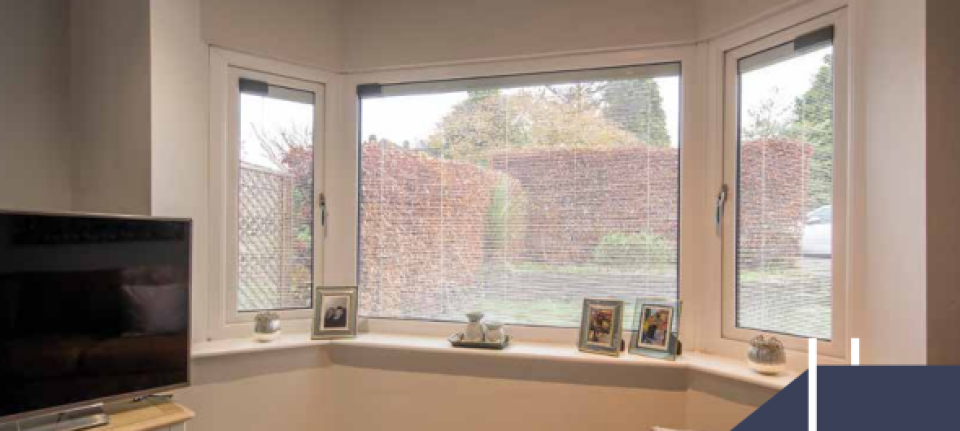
236, 81, 316, 311
358, 64, 681, 327
735, 35, 834, 340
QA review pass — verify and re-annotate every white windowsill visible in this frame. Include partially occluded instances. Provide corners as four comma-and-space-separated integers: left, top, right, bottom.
192, 333, 798, 390
192, 334, 331, 358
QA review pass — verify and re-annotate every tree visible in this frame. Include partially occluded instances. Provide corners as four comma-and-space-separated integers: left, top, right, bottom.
546, 82, 606, 113
743, 87, 796, 141
426, 88, 637, 164
249, 123, 314, 251
602, 79, 671, 147
792, 54, 834, 211
424, 90, 529, 163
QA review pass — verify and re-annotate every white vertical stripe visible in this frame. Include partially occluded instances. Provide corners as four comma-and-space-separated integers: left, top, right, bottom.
809, 338, 817, 431
851, 338, 860, 365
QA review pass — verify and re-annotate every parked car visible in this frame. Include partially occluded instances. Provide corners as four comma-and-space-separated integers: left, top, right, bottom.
801, 205, 832, 257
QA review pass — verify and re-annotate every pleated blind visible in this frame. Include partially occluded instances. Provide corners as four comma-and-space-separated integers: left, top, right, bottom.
734, 30, 834, 340
236, 80, 316, 311
358, 64, 681, 327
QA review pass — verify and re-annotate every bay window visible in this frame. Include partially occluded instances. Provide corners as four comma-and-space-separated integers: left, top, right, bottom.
357, 64, 682, 327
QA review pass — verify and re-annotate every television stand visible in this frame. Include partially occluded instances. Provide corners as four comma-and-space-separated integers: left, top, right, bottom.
9, 404, 109, 431
2, 398, 194, 431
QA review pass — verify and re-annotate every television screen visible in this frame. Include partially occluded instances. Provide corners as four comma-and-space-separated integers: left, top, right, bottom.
0, 211, 191, 421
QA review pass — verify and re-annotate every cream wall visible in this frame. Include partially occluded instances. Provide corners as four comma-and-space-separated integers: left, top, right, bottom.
200, 0, 343, 72
925, 0, 959, 365
176, 345, 774, 431
149, 0, 211, 344
329, 346, 690, 431
0, 0, 73, 212
176, 349, 336, 431
694, 0, 800, 39
340, 0, 698, 72
851, 0, 927, 364
69, 0, 153, 215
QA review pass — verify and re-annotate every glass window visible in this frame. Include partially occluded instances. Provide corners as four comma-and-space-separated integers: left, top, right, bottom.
236, 78, 316, 311
733, 30, 834, 339
358, 64, 681, 327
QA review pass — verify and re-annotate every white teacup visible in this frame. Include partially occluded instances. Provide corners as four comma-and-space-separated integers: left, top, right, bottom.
485, 321, 505, 343
464, 312, 486, 342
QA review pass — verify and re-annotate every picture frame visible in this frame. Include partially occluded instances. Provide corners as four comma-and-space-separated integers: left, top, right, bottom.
629, 298, 682, 360
578, 298, 625, 357
311, 286, 359, 340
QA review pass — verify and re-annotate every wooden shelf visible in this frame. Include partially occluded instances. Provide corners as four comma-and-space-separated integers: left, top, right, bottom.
102, 399, 194, 431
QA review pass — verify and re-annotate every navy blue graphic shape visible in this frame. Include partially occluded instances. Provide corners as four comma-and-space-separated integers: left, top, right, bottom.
734, 371, 807, 431
819, 366, 960, 430
735, 366, 960, 430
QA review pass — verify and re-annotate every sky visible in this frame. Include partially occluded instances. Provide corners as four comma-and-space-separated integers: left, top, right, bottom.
239, 44, 832, 169
741, 45, 833, 130
240, 93, 315, 171
361, 76, 682, 148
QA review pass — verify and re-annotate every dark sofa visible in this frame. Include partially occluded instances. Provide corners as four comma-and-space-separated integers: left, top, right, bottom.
0, 267, 189, 418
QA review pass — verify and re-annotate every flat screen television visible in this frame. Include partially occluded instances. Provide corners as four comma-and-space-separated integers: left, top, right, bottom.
0, 210, 191, 423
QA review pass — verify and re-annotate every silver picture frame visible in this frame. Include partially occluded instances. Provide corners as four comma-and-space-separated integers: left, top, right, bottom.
577, 298, 624, 357
311, 286, 359, 340
629, 298, 682, 360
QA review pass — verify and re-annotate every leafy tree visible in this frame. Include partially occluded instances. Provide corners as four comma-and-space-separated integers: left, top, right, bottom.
250, 124, 314, 254
739, 53, 834, 211
602, 79, 671, 146
743, 87, 796, 141
424, 90, 529, 163
426, 87, 638, 164
546, 82, 606, 112
792, 54, 834, 211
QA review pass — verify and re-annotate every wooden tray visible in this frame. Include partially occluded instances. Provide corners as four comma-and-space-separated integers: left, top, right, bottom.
448, 333, 511, 350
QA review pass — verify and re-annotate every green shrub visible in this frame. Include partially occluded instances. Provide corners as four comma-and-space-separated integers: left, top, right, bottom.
485, 176, 528, 253
593, 230, 676, 269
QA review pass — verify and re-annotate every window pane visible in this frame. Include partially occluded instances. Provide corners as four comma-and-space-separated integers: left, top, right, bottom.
736, 40, 834, 339
237, 84, 315, 311
359, 65, 681, 327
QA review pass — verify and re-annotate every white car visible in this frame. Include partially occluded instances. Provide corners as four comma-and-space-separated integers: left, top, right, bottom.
801, 205, 832, 257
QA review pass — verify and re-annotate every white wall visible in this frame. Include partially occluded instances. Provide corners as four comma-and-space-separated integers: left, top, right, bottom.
0, 0, 73, 212
200, 0, 343, 72
69, 0, 153, 215
851, 0, 927, 364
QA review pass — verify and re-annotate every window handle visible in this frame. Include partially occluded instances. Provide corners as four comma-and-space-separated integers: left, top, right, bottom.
715, 184, 728, 236
319, 193, 327, 238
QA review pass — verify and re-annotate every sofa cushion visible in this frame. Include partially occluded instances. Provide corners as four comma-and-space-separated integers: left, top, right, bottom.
121, 283, 188, 336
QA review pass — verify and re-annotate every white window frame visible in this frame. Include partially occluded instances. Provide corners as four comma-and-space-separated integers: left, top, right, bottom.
718, 10, 850, 358
207, 48, 338, 340
342, 46, 701, 345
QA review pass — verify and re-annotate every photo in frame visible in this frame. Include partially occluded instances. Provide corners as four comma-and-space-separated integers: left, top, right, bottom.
629, 298, 682, 360
578, 299, 624, 356
312, 286, 358, 339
